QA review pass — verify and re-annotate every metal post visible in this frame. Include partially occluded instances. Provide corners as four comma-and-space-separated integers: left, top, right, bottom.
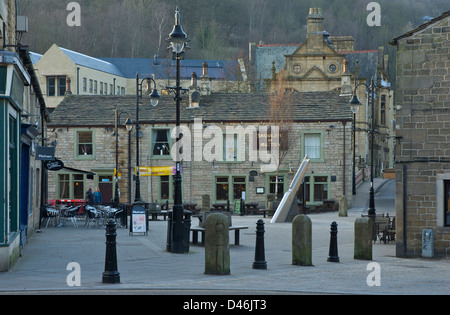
327, 221, 339, 263
102, 219, 120, 284
253, 219, 267, 269
352, 111, 357, 195
114, 109, 119, 204
171, 52, 185, 254
368, 78, 376, 217
135, 73, 142, 202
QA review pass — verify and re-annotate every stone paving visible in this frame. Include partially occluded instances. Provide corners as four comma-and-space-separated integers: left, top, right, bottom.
0, 179, 448, 295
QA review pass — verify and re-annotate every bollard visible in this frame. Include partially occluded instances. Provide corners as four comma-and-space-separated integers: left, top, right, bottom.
253, 219, 267, 269
327, 221, 340, 263
292, 215, 313, 266
102, 219, 120, 284
204, 213, 230, 275
354, 217, 373, 260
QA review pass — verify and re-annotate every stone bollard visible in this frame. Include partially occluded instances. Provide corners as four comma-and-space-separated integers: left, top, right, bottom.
204, 213, 230, 275
354, 217, 373, 260
292, 215, 313, 266
102, 219, 120, 284
327, 221, 340, 263
338, 195, 348, 217
253, 220, 267, 270
202, 194, 211, 212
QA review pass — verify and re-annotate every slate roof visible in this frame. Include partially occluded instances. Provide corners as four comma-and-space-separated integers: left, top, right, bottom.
391, 10, 450, 44
100, 57, 243, 81
49, 91, 352, 128
60, 48, 125, 77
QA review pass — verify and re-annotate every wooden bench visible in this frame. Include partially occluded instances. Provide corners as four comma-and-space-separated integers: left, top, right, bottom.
259, 209, 274, 218
190, 225, 249, 246
148, 210, 168, 221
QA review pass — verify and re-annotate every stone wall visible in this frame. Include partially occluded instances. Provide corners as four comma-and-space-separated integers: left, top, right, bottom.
394, 15, 450, 257
48, 119, 353, 209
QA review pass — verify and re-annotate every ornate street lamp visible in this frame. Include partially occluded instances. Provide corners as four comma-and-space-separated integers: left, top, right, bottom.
113, 110, 133, 205
166, 6, 190, 254
349, 78, 376, 217
134, 75, 160, 203
349, 87, 361, 196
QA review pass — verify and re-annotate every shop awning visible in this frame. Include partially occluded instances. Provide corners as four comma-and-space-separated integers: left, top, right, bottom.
62, 166, 96, 180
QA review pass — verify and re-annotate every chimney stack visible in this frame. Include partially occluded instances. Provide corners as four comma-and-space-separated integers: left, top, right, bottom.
65, 77, 72, 95
306, 8, 325, 53
200, 62, 212, 96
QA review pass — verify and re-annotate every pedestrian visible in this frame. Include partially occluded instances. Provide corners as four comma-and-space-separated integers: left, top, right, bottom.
86, 188, 94, 205
93, 187, 102, 205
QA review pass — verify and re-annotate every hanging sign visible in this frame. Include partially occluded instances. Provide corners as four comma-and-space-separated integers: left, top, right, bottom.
44, 159, 64, 171
36, 146, 56, 161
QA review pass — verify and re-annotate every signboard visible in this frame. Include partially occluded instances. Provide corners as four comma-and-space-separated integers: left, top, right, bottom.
44, 159, 64, 171
136, 166, 182, 177
130, 206, 148, 236
234, 199, 241, 215
36, 146, 56, 161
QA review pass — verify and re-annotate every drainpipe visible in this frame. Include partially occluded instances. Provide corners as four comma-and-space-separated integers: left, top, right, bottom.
342, 121, 347, 196
403, 164, 407, 257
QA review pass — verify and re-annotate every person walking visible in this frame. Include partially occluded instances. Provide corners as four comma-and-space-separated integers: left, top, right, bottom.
93, 187, 102, 205
86, 188, 94, 205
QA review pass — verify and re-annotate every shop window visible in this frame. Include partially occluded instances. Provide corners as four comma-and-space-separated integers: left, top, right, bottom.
269, 175, 285, 200
216, 177, 229, 201
296, 176, 329, 204
160, 176, 171, 200
59, 174, 70, 199
215, 176, 247, 202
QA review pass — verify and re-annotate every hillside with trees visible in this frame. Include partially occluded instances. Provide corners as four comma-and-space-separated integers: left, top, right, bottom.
20, 0, 450, 62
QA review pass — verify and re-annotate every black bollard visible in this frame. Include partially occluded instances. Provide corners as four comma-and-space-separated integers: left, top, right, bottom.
327, 221, 340, 263
102, 219, 120, 284
252, 219, 267, 269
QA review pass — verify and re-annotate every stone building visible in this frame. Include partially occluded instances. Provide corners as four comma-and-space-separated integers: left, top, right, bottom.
391, 10, 450, 257
33, 44, 246, 110
0, 1, 49, 271
249, 8, 395, 179
47, 87, 353, 212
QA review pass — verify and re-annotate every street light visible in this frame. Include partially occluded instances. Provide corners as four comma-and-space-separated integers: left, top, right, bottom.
166, 6, 190, 254
134, 74, 160, 203
349, 78, 376, 217
349, 86, 361, 196
114, 110, 133, 205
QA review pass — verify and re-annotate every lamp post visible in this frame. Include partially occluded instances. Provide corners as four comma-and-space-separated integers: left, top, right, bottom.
166, 6, 189, 254
349, 89, 360, 196
134, 75, 160, 203
349, 78, 376, 217
114, 109, 133, 204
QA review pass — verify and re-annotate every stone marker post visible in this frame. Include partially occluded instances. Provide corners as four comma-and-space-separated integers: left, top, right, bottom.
292, 215, 313, 266
204, 213, 230, 275
338, 195, 348, 217
354, 217, 373, 260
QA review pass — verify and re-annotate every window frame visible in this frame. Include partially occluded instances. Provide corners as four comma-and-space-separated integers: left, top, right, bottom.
150, 127, 172, 159
301, 131, 324, 162
74, 129, 95, 160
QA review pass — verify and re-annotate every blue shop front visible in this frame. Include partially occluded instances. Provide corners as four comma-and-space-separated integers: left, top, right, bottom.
0, 51, 30, 271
